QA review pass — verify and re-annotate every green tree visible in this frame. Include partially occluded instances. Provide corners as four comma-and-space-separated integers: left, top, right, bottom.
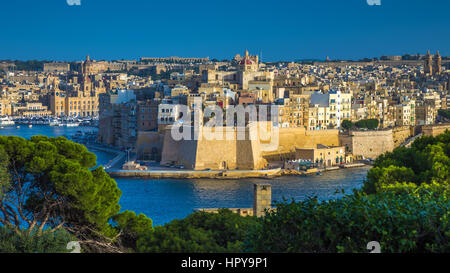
0, 147, 9, 199
137, 209, 259, 253
112, 211, 153, 251
245, 130, 449, 253
0, 136, 125, 252
355, 119, 379, 130
363, 165, 416, 194
0, 226, 76, 253
364, 131, 449, 194
246, 185, 449, 253
341, 120, 353, 130
438, 109, 450, 120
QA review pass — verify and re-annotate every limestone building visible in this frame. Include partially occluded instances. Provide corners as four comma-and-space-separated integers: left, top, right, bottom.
43, 62, 70, 73
201, 50, 274, 93
48, 56, 102, 117
424, 50, 442, 76
295, 144, 346, 168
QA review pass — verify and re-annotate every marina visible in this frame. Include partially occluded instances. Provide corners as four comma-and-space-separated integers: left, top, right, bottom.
6, 115, 98, 127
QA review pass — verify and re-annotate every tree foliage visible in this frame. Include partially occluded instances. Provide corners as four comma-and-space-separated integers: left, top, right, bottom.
246, 185, 449, 253
13, 60, 45, 71
137, 209, 259, 253
341, 120, 353, 130
0, 226, 76, 253
112, 210, 153, 251
363, 130, 449, 194
0, 147, 9, 199
438, 109, 450, 120
355, 119, 379, 130
0, 135, 121, 237
341, 119, 379, 130
245, 131, 449, 253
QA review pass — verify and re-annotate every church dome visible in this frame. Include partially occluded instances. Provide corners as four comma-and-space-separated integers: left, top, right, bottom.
240, 59, 253, 65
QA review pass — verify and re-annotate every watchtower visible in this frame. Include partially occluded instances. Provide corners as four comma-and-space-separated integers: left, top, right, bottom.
253, 183, 272, 217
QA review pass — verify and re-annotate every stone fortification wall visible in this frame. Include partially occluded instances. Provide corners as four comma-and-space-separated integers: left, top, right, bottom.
339, 130, 394, 159
422, 123, 450, 137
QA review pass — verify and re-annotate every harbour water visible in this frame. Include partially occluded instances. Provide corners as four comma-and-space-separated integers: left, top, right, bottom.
0, 125, 371, 226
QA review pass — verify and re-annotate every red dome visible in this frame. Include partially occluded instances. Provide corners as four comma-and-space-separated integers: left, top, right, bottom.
240, 59, 253, 65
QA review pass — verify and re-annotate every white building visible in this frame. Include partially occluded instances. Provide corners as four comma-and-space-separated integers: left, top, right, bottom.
158, 99, 182, 125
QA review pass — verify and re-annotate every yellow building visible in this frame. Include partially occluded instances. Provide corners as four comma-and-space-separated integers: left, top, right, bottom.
394, 100, 415, 126
308, 104, 330, 130
295, 144, 346, 168
309, 90, 352, 129
49, 56, 101, 117
12, 102, 51, 117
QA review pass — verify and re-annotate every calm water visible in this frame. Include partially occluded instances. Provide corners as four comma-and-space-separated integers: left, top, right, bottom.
1, 125, 370, 226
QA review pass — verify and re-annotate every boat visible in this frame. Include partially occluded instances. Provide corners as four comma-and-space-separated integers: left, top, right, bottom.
65, 122, 80, 127
49, 119, 60, 126
0, 116, 15, 126
28, 125, 33, 128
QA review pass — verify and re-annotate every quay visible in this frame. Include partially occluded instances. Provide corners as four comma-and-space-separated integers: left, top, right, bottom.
106, 168, 282, 179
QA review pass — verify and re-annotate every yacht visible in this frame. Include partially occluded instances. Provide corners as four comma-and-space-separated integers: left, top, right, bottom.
65, 122, 80, 127
0, 116, 15, 126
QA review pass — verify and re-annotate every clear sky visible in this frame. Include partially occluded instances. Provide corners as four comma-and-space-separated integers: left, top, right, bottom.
1, 0, 449, 61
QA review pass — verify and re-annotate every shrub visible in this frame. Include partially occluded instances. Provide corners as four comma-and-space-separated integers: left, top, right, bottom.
246, 185, 449, 253
0, 227, 77, 253
137, 209, 259, 253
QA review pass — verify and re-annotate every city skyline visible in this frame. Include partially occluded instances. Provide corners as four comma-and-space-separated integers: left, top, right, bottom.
2, 0, 450, 61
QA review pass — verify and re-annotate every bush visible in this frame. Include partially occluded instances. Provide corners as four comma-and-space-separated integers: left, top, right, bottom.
245, 131, 449, 253
438, 109, 450, 120
0, 227, 77, 253
246, 185, 449, 253
137, 209, 259, 253
355, 119, 379, 130
363, 131, 449, 194
341, 120, 353, 130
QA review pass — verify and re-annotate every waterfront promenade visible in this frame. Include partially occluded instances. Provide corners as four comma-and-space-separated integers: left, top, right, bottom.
85, 143, 126, 169
106, 168, 282, 179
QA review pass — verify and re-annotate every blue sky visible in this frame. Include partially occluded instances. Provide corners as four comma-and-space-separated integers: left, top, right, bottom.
1, 0, 449, 61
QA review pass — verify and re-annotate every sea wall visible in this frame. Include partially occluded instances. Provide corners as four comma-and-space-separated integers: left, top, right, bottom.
262, 127, 339, 161
339, 130, 394, 159
161, 126, 266, 170
136, 131, 165, 160
422, 123, 450, 137
160, 125, 339, 170
392, 126, 414, 147
107, 168, 282, 179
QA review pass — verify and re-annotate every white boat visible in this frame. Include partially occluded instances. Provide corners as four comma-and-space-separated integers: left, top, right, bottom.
0, 116, 15, 126
65, 122, 80, 127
